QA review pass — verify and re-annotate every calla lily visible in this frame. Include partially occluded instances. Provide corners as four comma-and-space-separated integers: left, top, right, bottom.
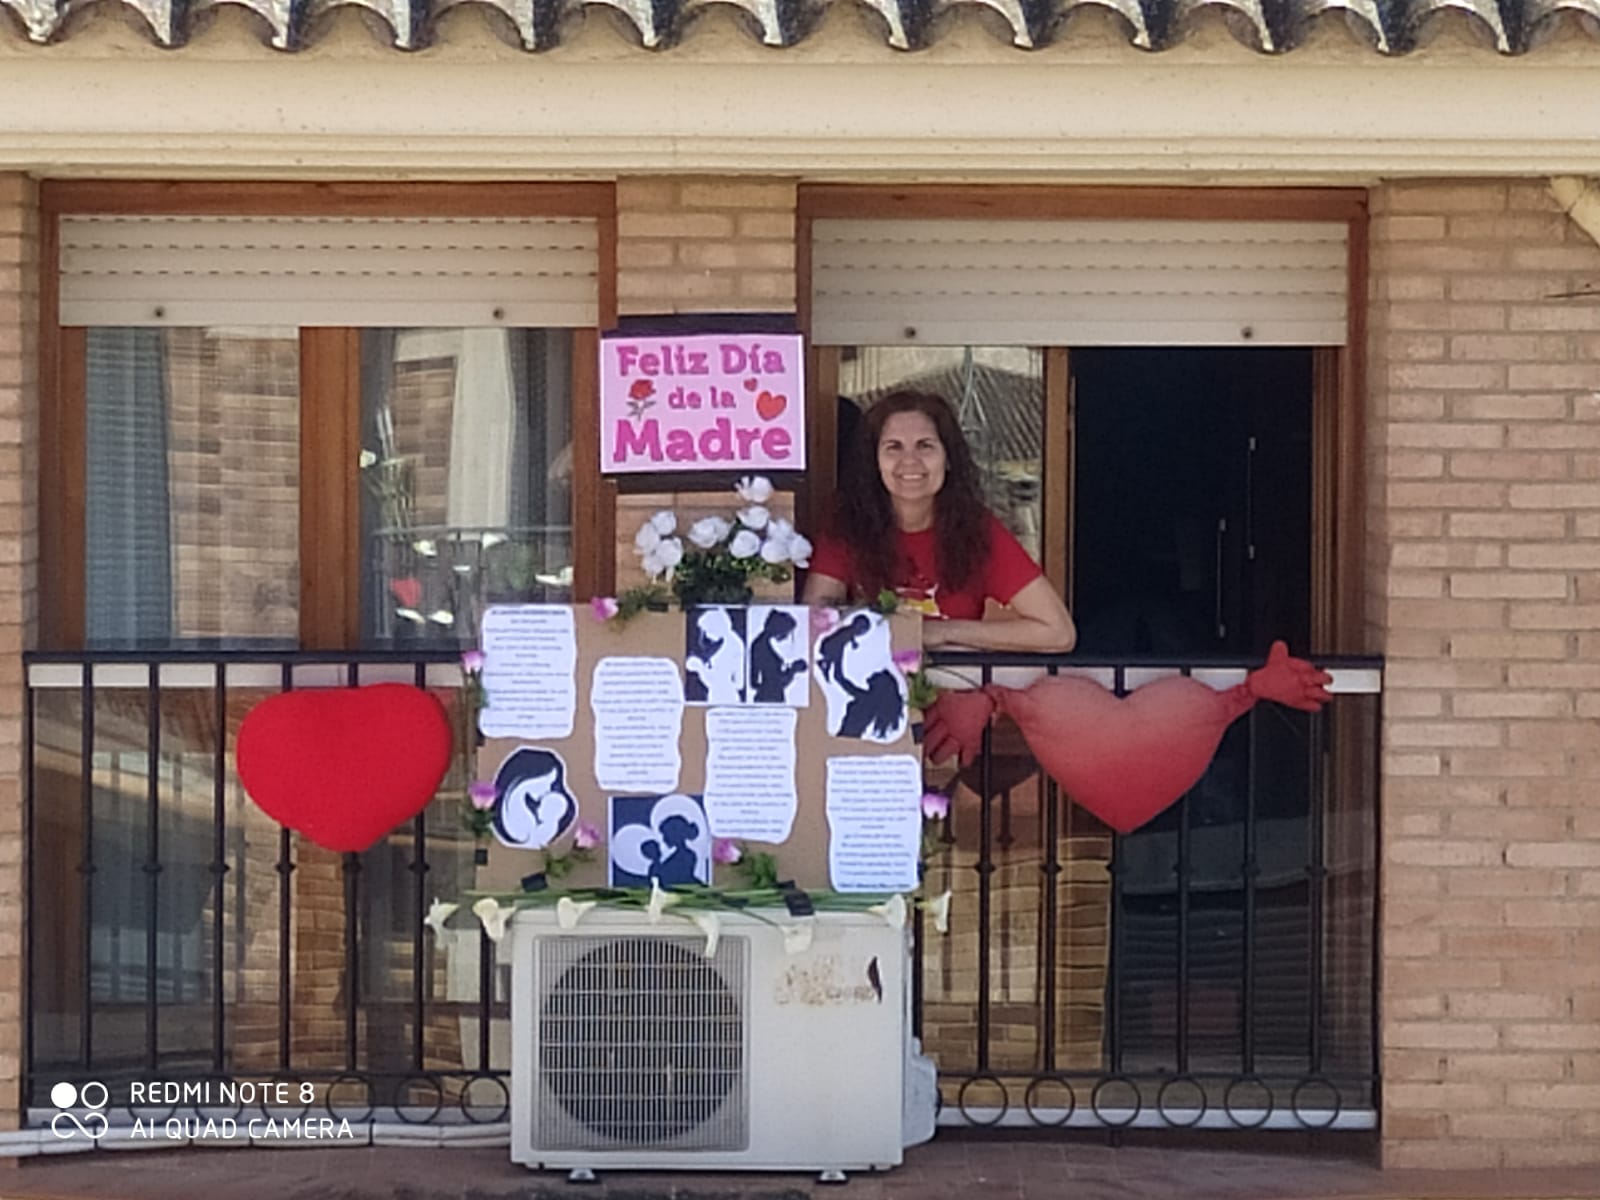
927, 890, 953, 935
590, 596, 619, 622
573, 821, 603, 851
460, 649, 486, 675
412, 539, 438, 557
428, 609, 455, 626
423, 899, 458, 937
869, 894, 908, 930
690, 912, 722, 959
736, 476, 774, 504
646, 879, 682, 924
472, 897, 517, 943
556, 896, 597, 929
781, 920, 814, 956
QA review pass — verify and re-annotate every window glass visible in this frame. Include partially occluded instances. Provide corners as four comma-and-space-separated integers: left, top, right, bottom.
84, 328, 301, 649
360, 329, 574, 644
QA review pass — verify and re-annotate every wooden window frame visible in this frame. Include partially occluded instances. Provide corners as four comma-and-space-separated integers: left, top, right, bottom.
38, 181, 617, 650
796, 184, 1368, 655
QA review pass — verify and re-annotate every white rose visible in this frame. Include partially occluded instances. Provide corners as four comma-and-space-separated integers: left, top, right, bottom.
730, 529, 761, 559
655, 536, 684, 571
788, 533, 813, 569
735, 476, 774, 504
649, 510, 677, 537
766, 517, 795, 542
688, 515, 731, 549
634, 522, 661, 554
760, 535, 790, 566
738, 505, 770, 531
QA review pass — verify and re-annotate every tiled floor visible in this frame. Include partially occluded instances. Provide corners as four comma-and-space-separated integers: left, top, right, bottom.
3, 1138, 1598, 1200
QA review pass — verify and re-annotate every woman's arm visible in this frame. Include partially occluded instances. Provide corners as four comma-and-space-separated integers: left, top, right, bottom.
920, 577, 1077, 653
801, 571, 849, 606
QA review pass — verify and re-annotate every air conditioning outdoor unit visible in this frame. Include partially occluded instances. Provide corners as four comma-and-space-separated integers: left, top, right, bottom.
509, 907, 913, 1175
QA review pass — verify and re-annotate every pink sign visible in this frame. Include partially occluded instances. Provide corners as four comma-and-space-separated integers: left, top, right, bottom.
600, 332, 806, 474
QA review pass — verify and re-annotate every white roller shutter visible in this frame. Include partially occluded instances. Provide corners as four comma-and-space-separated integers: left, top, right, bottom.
59, 215, 598, 327
811, 219, 1348, 347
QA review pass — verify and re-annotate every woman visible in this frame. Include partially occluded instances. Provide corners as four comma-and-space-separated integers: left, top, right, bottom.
492, 747, 578, 851
802, 390, 1076, 653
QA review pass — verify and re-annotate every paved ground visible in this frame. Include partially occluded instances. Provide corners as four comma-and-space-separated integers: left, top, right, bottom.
3, 1137, 1599, 1200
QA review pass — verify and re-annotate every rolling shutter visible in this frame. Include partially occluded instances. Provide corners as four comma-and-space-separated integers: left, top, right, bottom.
59, 215, 598, 327
811, 218, 1348, 347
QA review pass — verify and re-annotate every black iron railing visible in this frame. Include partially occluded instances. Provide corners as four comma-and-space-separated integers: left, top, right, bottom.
21, 646, 1381, 1135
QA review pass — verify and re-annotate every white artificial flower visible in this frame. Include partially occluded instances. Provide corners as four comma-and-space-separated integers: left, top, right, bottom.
781, 920, 814, 956
869, 894, 908, 930
690, 912, 722, 959
688, 515, 732, 549
472, 897, 517, 944
738, 505, 770, 531
655, 537, 684, 571
646, 879, 682, 924
649, 510, 678, 537
641, 547, 668, 580
788, 533, 813, 570
423, 899, 458, 937
412, 538, 438, 557
635, 522, 662, 554
729, 529, 762, 559
736, 476, 774, 504
767, 517, 795, 542
760, 535, 791, 566
359, 449, 378, 469
556, 896, 597, 930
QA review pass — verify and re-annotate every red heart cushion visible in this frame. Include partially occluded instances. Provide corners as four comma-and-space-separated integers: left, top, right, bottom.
236, 683, 453, 853
990, 676, 1254, 835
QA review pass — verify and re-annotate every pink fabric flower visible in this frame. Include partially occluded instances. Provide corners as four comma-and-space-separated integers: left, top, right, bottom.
712, 838, 743, 865
810, 607, 841, 637
460, 649, 486, 675
893, 649, 922, 674
590, 596, 620, 621
921, 791, 950, 821
468, 780, 498, 811
573, 821, 602, 851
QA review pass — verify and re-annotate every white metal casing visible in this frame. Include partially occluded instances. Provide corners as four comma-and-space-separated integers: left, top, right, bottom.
509, 907, 907, 1173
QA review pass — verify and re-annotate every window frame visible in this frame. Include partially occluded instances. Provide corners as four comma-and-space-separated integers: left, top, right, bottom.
39, 181, 617, 650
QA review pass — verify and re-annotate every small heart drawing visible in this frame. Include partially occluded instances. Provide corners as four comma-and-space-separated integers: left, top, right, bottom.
743, 378, 759, 392
236, 684, 453, 853
756, 391, 788, 421
629, 378, 655, 401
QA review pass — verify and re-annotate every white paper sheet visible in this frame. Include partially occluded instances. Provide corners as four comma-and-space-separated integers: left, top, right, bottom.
704, 706, 799, 842
591, 656, 684, 793
825, 755, 922, 893
813, 608, 907, 742
746, 605, 811, 706
478, 605, 577, 739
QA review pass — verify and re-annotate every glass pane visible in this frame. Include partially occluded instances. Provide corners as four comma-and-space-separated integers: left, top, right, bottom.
360, 329, 574, 645
837, 346, 1045, 563
84, 328, 300, 649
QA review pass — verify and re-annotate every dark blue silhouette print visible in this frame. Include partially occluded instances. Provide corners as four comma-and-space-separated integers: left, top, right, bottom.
749, 609, 807, 703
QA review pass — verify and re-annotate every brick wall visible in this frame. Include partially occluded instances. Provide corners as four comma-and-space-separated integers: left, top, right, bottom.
0, 174, 37, 1129
1367, 179, 1600, 1168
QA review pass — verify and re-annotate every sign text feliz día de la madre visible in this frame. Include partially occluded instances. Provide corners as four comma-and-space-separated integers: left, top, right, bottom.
600, 332, 806, 473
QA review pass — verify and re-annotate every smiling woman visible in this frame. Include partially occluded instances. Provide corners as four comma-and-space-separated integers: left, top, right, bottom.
801, 390, 1076, 653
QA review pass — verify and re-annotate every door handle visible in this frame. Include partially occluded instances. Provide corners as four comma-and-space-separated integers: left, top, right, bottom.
1215, 517, 1227, 641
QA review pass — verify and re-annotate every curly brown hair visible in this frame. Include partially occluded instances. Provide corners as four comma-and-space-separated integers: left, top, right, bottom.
831, 390, 991, 596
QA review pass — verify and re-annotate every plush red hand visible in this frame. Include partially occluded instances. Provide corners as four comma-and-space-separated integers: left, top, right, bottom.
1246, 640, 1333, 713
922, 690, 996, 767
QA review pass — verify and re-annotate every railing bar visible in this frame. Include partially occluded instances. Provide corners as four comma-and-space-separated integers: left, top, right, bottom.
478, 929, 493, 1071
1308, 705, 1327, 1075
412, 659, 428, 1071
80, 663, 95, 1070
911, 904, 924, 1043
212, 662, 228, 1073
344, 662, 361, 1075
976, 661, 994, 1074
1242, 703, 1260, 1077
22, 672, 36, 1106
277, 663, 294, 1072
145, 662, 162, 1068
1369, 690, 1384, 1114
1041, 768, 1060, 1073
1176, 791, 1191, 1076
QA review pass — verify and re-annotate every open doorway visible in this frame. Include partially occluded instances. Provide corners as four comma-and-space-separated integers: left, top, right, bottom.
1071, 347, 1314, 659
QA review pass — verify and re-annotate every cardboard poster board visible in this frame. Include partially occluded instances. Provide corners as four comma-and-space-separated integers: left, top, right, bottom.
475, 604, 922, 896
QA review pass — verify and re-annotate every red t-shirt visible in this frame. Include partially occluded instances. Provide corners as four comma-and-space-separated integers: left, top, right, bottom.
808, 514, 1042, 620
